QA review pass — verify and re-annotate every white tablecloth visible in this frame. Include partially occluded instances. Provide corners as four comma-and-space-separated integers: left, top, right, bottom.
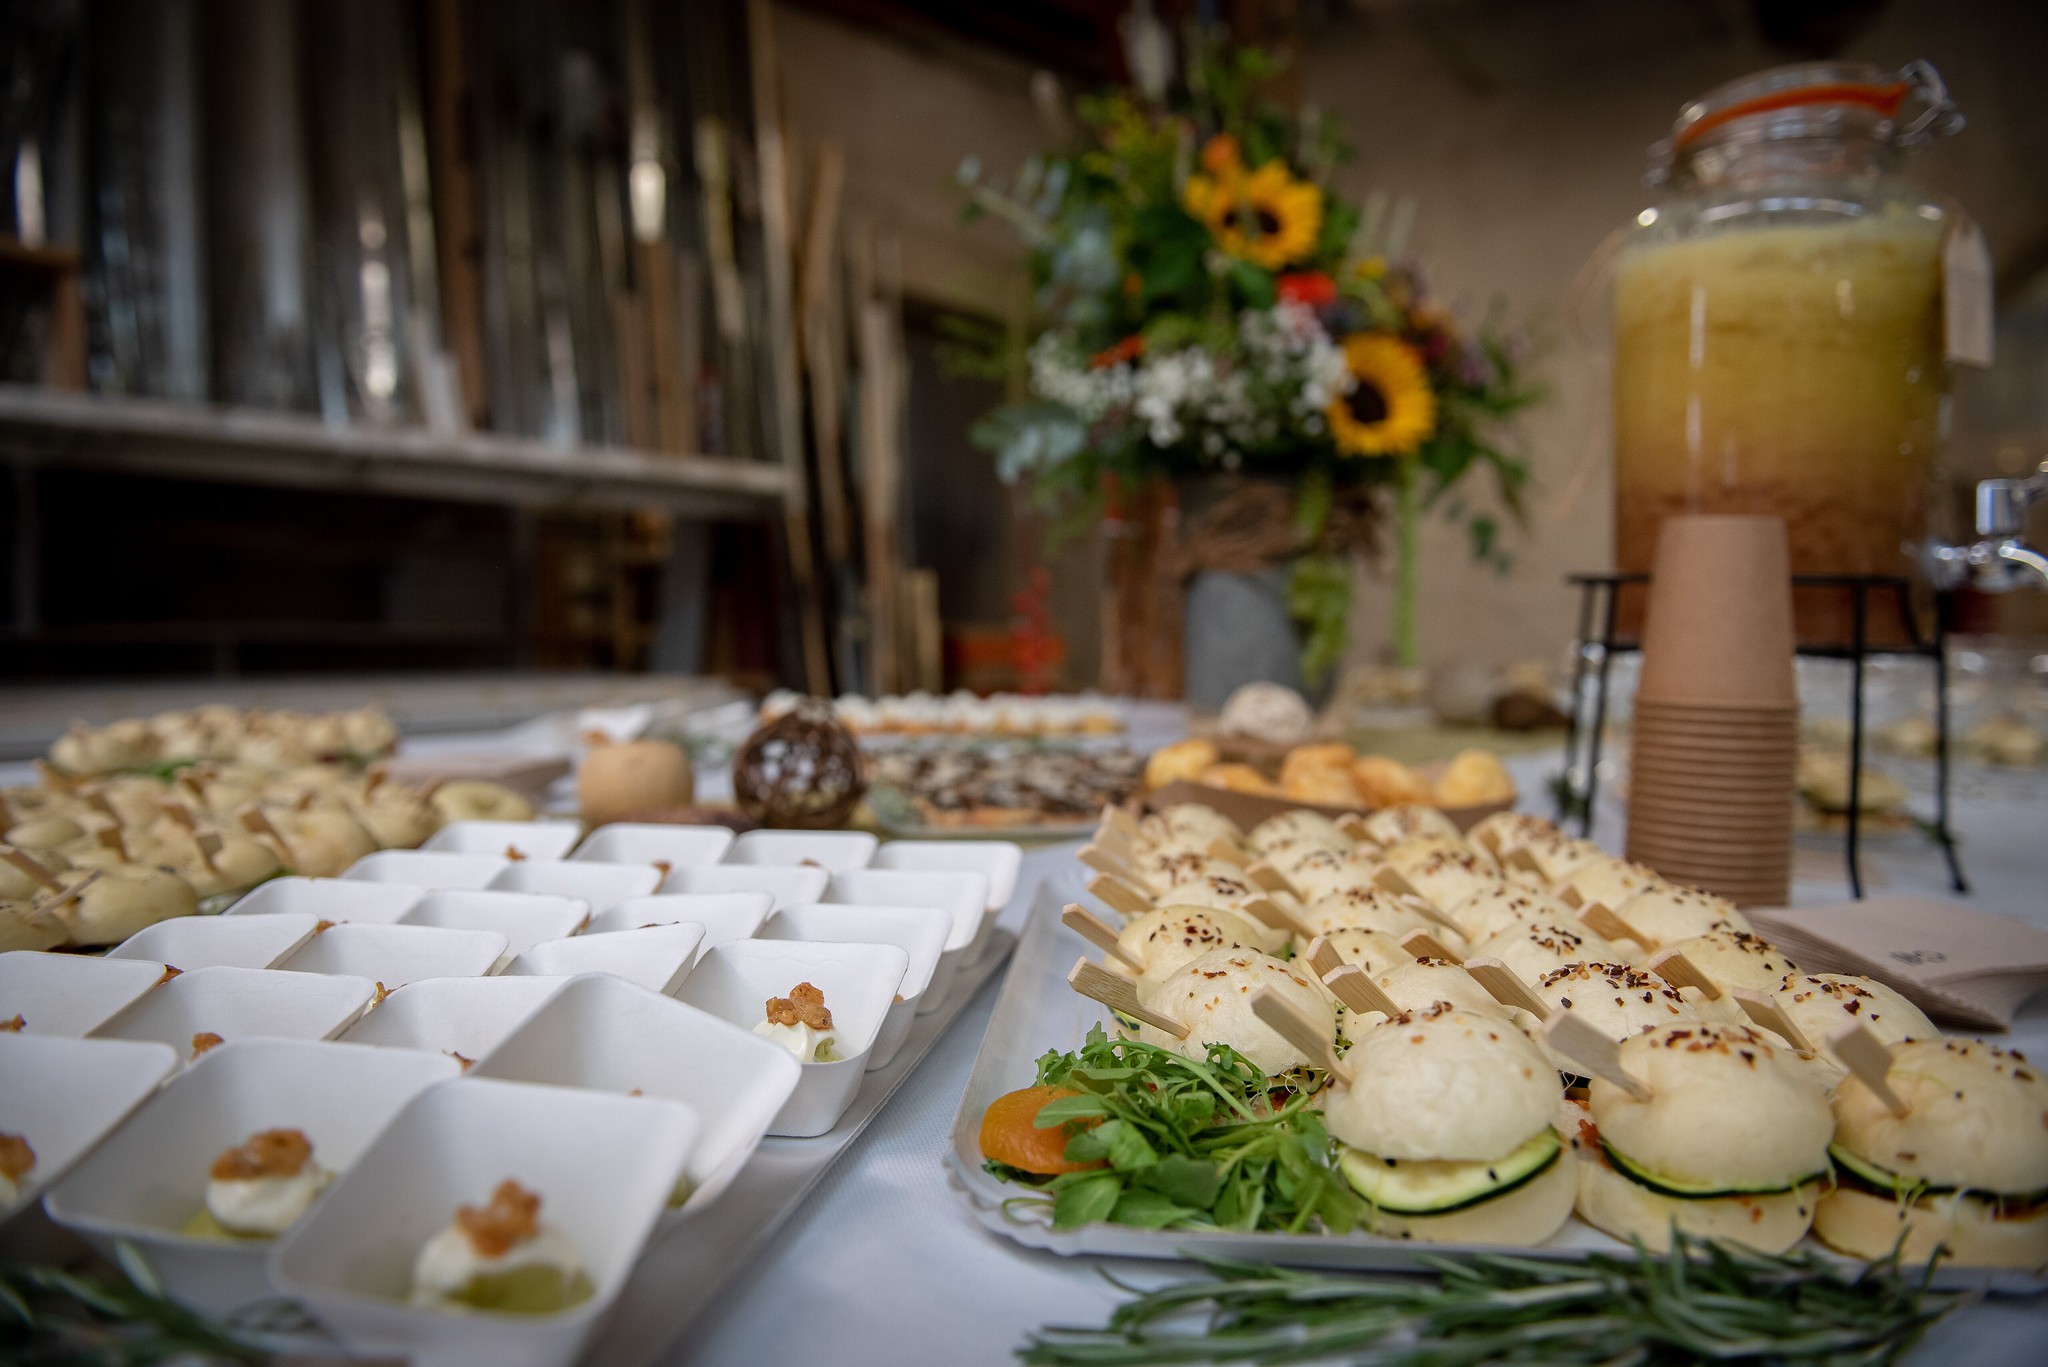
668, 749, 2048, 1366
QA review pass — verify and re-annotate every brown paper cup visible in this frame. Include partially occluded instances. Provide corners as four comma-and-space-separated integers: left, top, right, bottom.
1635, 515, 1797, 709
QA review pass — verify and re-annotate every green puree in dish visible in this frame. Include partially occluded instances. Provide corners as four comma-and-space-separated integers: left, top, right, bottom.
439, 1265, 595, 1315
181, 1208, 271, 1241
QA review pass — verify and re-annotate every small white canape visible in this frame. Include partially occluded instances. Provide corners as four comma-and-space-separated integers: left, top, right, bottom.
0, 1034, 176, 1230
401, 890, 589, 966
674, 940, 906, 1137
582, 893, 769, 954
268, 1077, 697, 1367
470, 973, 799, 1218
488, 859, 660, 913
823, 870, 989, 1011
338, 975, 572, 1067
725, 829, 878, 872
0, 951, 172, 1037
570, 822, 734, 867
276, 922, 506, 990
45, 1039, 457, 1314
504, 924, 703, 996
342, 851, 509, 891
760, 904, 949, 1070
422, 820, 582, 861
110, 913, 321, 972
222, 876, 425, 923
89, 965, 376, 1066
658, 863, 827, 910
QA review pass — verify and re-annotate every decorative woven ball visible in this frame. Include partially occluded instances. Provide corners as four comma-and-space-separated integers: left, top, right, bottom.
732, 700, 867, 830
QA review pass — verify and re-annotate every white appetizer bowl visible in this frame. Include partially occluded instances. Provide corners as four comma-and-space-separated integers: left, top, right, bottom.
338, 974, 571, 1065
109, 913, 321, 972
725, 829, 878, 872
823, 869, 989, 1011
341, 850, 509, 891
761, 904, 949, 1070
401, 890, 589, 966
658, 863, 828, 910
276, 923, 506, 990
504, 923, 704, 996
222, 875, 426, 924
45, 1039, 458, 1315
488, 860, 660, 912
673, 940, 907, 1137
570, 822, 734, 868
422, 820, 582, 861
89, 965, 376, 1067
471, 973, 799, 1218
0, 951, 172, 1037
870, 839, 1022, 954
0, 1034, 177, 1233
582, 893, 770, 952
269, 1077, 697, 1367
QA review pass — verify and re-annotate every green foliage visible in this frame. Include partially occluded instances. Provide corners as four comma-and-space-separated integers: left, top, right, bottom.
0, 1245, 315, 1365
1287, 552, 1351, 689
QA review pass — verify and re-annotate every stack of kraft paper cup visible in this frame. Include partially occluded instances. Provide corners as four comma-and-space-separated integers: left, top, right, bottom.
1624, 515, 1798, 907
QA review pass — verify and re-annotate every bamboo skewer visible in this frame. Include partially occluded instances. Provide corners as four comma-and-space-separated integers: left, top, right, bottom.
238, 808, 300, 870
1539, 1009, 1653, 1101
1245, 862, 1296, 896
1645, 948, 1724, 1001
1730, 987, 1815, 1054
1579, 905, 1654, 950
1085, 873, 1153, 920
0, 845, 64, 892
1067, 958, 1186, 1038
1099, 804, 1140, 842
1249, 988, 1350, 1084
1827, 1023, 1911, 1118
1462, 956, 1554, 1019
1399, 928, 1464, 964
1303, 934, 1344, 981
1242, 895, 1311, 940
94, 827, 130, 862
1061, 903, 1144, 971
1078, 843, 1143, 887
1205, 837, 1248, 867
1322, 964, 1406, 1019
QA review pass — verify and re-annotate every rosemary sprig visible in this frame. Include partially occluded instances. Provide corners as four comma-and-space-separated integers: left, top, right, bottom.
1019, 1234, 1962, 1365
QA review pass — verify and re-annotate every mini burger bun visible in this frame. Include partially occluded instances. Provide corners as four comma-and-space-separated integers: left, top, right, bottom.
1612, 886, 1748, 947
1575, 1153, 1821, 1255
1367, 1146, 1577, 1246
1330, 1006, 1556, 1162
1593, 1023, 1832, 1194
1832, 1039, 2048, 1197
1656, 929, 1795, 996
1814, 1186, 2048, 1271
1135, 947, 1335, 1077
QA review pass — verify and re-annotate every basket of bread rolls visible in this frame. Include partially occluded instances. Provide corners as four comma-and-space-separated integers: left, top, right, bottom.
1140, 734, 1516, 834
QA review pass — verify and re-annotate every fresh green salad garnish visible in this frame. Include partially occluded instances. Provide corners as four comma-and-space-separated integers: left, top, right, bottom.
986, 1026, 1364, 1234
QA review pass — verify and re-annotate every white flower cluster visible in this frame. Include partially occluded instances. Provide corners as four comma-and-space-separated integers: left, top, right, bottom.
1026, 303, 1352, 457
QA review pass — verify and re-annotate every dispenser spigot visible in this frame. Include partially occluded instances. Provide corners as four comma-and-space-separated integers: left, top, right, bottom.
1925, 460, 2048, 592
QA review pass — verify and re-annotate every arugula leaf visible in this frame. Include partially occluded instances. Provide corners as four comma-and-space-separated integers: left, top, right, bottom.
1051, 1172, 1123, 1228
1109, 1189, 1198, 1229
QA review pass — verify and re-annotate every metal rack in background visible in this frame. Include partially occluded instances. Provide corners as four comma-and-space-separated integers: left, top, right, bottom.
1557, 572, 1968, 900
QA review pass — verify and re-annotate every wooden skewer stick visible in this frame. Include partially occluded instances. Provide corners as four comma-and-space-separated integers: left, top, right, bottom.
1729, 987, 1815, 1054
1303, 934, 1345, 981
1646, 948, 1723, 1001
34, 760, 75, 794
1067, 958, 1186, 1038
238, 807, 301, 869
35, 868, 98, 914
160, 800, 202, 834
1245, 862, 1296, 897
1399, 928, 1464, 964
1827, 1022, 1911, 1118
1085, 873, 1152, 920
1205, 837, 1248, 867
192, 831, 224, 877
1241, 895, 1312, 940
1099, 804, 1141, 842
1579, 904, 1655, 950
1061, 903, 1144, 971
95, 826, 131, 862
1337, 814, 1373, 843
1539, 1009, 1653, 1101
0, 793, 13, 827
1389, 889, 1467, 935
1249, 987, 1350, 1084
1093, 824, 1136, 862
1078, 843, 1144, 887
80, 787, 121, 821
0, 844, 65, 892
1323, 963, 1406, 1019
1463, 956, 1555, 1019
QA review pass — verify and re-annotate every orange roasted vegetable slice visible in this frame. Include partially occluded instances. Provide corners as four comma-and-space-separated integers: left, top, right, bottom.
978, 1085, 1107, 1176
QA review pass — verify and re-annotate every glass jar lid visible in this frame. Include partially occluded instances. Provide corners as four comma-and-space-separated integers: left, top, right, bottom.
1646, 60, 1963, 184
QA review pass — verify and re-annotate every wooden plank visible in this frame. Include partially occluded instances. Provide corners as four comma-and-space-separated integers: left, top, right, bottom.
422, 0, 488, 428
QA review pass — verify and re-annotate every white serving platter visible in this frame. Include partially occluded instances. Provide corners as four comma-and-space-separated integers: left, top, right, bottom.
658, 863, 827, 910
109, 913, 321, 972
586, 893, 770, 951
571, 822, 735, 868
422, 819, 583, 861
89, 965, 376, 1066
275, 922, 506, 990
0, 950, 172, 1036
870, 838, 1022, 908
341, 850, 509, 891
725, 829, 878, 872
505, 924, 703, 995
489, 859, 661, 911
401, 889, 589, 964
222, 876, 425, 923
940, 873, 2048, 1296
337, 974, 571, 1063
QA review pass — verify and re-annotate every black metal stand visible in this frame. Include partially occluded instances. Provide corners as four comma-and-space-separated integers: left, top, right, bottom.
1558, 573, 1967, 900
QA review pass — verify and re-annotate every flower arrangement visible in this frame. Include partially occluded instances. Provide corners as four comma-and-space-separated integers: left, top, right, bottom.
952, 39, 1539, 680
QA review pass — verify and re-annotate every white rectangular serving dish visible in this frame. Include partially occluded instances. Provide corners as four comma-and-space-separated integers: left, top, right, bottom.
402, 890, 589, 964
0, 951, 171, 1036
0, 1033, 177, 1227
673, 940, 906, 1137
571, 823, 734, 868
423, 820, 583, 861
338, 974, 572, 1064
824, 869, 987, 1011
89, 965, 376, 1066
585, 893, 770, 952
45, 1038, 458, 1313
223, 876, 426, 923
505, 924, 704, 996
109, 913, 321, 972
725, 830, 878, 872
269, 1077, 698, 1367
658, 863, 827, 910
761, 904, 950, 1069
470, 972, 800, 1218
489, 859, 661, 912
941, 873, 2048, 1295
276, 922, 507, 989
870, 839, 1022, 908
342, 850, 509, 891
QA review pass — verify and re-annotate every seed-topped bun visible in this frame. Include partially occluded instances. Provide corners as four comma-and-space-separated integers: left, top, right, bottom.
1772, 975, 1936, 1055
1300, 886, 1439, 942
1117, 904, 1270, 990
1277, 847, 1367, 903
1575, 1153, 1824, 1256
1470, 920, 1620, 984
1247, 810, 1350, 856
1378, 835, 1484, 876
1441, 885, 1570, 944
1554, 856, 1663, 914
1318, 926, 1411, 977
1359, 804, 1461, 850
1594, 1023, 1832, 1194
1506, 832, 1600, 886
1660, 929, 1796, 995
1612, 886, 1748, 948
1327, 1006, 1557, 1162
1534, 963, 1697, 1047
1370, 960, 1509, 1023
1141, 804, 1241, 847
1135, 948, 1336, 1077
1467, 810, 1559, 860
1379, 849, 1504, 915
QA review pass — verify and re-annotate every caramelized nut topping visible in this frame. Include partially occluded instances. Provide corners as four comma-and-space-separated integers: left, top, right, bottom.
0, 1014, 24, 1033
0, 1131, 34, 1182
764, 981, 833, 1030
190, 1031, 225, 1059
457, 1179, 542, 1258
211, 1127, 313, 1181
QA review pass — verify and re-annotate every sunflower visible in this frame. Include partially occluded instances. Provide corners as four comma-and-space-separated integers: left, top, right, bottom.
1182, 161, 1323, 271
1327, 334, 1437, 457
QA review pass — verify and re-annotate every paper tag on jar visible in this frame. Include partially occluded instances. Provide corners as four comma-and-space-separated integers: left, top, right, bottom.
1943, 215, 1994, 367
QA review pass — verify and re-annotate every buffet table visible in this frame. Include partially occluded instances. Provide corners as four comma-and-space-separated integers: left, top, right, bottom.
671, 748, 2048, 1367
